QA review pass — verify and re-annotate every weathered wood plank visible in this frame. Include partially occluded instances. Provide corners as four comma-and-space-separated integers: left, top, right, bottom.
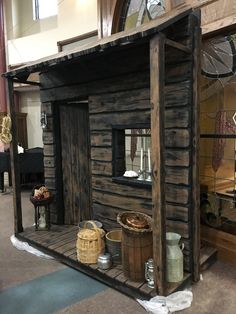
40, 70, 150, 103
89, 88, 150, 114
91, 160, 112, 176
90, 131, 112, 147
92, 203, 123, 227
150, 33, 166, 295
89, 110, 150, 131
166, 204, 189, 222
165, 129, 190, 148
91, 147, 112, 161
165, 184, 189, 204
7, 78, 23, 233
164, 81, 191, 107
37, 226, 78, 246
165, 108, 189, 128
43, 131, 54, 144
45, 177, 56, 189
166, 220, 190, 238
44, 156, 56, 168
165, 38, 191, 54
92, 190, 152, 214
191, 11, 201, 282
165, 150, 189, 166
165, 167, 189, 185
60, 103, 91, 224
92, 176, 152, 200
43, 144, 55, 157
40, 44, 149, 89
165, 61, 191, 84
44, 167, 56, 178
55, 239, 77, 254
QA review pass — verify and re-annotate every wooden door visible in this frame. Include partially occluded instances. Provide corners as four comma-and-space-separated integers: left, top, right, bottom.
60, 102, 91, 225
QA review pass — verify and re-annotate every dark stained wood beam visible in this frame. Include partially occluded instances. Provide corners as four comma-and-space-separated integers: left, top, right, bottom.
6, 78, 23, 233
165, 38, 191, 54
150, 33, 166, 295
191, 11, 201, 282
12, 78, 40, 86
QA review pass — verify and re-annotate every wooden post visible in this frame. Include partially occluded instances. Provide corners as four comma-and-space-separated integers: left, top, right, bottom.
6, 77, 23, 234
0, 0, 7, 112
191, 11, 201, 282
150, 33, 166, 295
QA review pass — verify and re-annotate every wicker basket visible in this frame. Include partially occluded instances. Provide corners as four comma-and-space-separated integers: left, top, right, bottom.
76, 220, 105, 264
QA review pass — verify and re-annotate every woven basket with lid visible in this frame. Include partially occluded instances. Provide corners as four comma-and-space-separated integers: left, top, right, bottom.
76, 220, 105, 264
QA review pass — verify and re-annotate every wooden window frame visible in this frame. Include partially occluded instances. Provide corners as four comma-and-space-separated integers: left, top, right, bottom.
112, 124, 152, 188
57, 30, 98, 52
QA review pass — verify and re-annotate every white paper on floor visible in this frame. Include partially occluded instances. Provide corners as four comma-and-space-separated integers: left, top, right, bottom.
137, 290, 193, 314
10, 235, 54, 259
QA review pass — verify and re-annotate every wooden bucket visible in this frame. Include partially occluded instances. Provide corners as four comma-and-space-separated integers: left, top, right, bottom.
117, 212, 153, 282
105, 229, 122, 265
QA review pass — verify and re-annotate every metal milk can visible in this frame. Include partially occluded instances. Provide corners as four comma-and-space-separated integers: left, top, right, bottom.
166, 232, 184, 283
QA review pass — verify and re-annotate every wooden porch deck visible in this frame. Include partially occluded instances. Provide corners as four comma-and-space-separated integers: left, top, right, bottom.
16, 225, 216, 299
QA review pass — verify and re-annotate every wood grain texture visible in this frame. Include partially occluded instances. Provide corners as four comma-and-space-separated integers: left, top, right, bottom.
89, 111, 150, 131
91, 160, 112, 176
165, 129, 190, 148
90, 131, 112, 147
60, 103, 91, 224
191, 12, 201, 282
92, 190, 152, 214
89, 88, 150, 114
6, 78, 23, 233
166, 204, 189, 222
92, 176, 152, 200
165, 184, 189, 204
150, 33, 166, 295
164, 81, 191, 107
165, 150, 189, 166
165, 167, 189, 185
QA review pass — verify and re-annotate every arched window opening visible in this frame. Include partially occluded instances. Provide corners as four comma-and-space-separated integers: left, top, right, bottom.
119, 0, 166, 31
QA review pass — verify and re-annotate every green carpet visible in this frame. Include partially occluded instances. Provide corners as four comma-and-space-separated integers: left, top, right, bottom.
0, 268, 107, 314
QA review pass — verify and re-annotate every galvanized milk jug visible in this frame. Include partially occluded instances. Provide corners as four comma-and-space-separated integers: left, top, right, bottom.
166, 232, 184, 283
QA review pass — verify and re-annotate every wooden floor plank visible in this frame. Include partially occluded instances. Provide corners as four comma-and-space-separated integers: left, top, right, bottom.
40, 230, 77, 247
48, 233, 77, 250
104, 265, 123, 278
54, 240, 77, 254
64, 247, 77, 257
17, 225, 194, 299
69, 253, 77, 261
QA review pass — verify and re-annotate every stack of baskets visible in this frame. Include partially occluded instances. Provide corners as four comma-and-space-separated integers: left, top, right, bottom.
76, 220, 105, 264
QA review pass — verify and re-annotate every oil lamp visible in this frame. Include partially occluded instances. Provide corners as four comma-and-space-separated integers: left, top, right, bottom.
145, 257, 155, 288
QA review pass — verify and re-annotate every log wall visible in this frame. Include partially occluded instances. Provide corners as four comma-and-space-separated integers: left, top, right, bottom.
40, 14, 198, 272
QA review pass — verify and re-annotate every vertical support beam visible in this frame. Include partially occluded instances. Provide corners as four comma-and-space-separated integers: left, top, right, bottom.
191, 11, 201, 282
7, 77, 23, 233
0, 0, 7, 112
150, 33, 166, 295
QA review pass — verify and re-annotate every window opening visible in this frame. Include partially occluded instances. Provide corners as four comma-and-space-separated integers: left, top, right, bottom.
113, 128, 151, 186
33, 0, 58, 20
120, 0, 166, 31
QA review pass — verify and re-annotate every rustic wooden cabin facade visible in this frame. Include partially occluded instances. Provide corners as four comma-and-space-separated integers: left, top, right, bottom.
4, 7, 213, 298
